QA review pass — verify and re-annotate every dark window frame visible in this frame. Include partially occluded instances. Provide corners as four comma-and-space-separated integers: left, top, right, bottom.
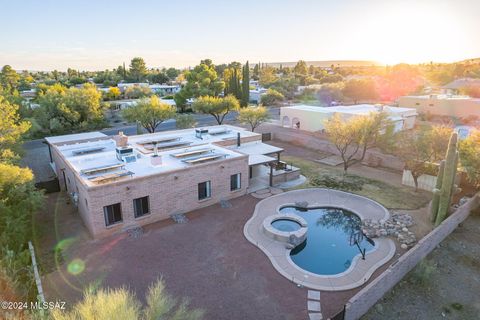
198, 181, 212, 200
230, 173, 241, 191
104, 203, 123, 226
133, 196, 150, 218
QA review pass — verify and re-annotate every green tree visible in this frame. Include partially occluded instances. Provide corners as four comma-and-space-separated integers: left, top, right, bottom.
0, 65, 20, 93
175, 60, 225, 110
394, 126, 450, 191
52, 278, 204, 320
324, 114, 364, 173
129, 57, 148, 82
241, 61, 250, 107
122, 96, 176, 133
124, 85, 152, 99
35, 83, 104, 134
237, 105, 269, 132
175, 113, 197, 129
166, 67, 180, 80
357, 112, 390, 161
258, 66, 277, 87
260, 88, 284, 106
342, 79, 378, 104
459, 130, 480, 188
192, 95, 239, 125
293, 60, 308, 85
0, 95, 31, 160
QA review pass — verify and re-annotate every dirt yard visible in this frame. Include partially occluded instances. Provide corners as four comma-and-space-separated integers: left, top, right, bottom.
362, 209, 480, 320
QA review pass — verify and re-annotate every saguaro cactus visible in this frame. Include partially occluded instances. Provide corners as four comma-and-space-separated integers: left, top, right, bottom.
430, 160, 445, 222
434, 132, 459, 226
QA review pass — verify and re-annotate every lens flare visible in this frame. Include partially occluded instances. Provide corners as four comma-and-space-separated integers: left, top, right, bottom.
67, 258, 85, 275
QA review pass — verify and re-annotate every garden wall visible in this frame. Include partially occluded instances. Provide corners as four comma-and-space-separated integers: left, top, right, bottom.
258, 124, 405, 171
343, 193, 480, 320
402, 170, 437, 191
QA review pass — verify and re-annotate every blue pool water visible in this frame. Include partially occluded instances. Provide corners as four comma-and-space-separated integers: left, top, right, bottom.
271, 219, 302, 232
279, 206, 375, 275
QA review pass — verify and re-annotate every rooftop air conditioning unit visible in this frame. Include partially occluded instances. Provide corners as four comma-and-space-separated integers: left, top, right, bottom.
116, 147, 136, 163
195, 128, 209, 139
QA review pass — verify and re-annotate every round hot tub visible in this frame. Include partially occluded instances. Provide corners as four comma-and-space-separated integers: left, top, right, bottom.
272, 219, 302, 232
262, 214, 307, 245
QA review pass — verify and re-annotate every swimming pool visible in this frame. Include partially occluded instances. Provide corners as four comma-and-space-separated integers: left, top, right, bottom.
279, 206, 375, 275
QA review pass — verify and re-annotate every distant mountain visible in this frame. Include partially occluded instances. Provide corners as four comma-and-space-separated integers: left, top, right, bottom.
260, 60, 381, 68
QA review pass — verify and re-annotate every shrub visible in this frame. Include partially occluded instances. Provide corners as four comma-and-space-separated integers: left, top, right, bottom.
260, 89, 285, 106
409, 259, 436, 286
309, 174, 364, 191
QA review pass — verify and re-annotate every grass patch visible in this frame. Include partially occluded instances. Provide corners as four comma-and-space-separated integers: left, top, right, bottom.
408, 259, 437, 286
282, 155, 432, 210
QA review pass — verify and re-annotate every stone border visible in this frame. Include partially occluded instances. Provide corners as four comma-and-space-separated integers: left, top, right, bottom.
262, 214, 308, 243
244, 188, 396, 291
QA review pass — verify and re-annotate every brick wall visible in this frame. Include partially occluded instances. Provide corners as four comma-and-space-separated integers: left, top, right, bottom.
343, 193, 480, 320
81, 155, 249, 238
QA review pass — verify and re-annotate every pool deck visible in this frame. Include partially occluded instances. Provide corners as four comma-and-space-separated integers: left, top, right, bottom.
243, 188, 396, 291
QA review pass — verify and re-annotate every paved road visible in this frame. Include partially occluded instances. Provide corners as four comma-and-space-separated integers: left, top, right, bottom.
23, 109, 281, 150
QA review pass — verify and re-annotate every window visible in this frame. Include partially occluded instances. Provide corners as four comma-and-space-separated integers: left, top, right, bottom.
230, 173, 241, 191
133, 196, 150, 218
198, 181, 211, 200
104, 203, 122, 226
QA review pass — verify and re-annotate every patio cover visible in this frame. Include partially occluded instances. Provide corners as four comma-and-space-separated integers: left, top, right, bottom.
234, 142, 283, 156
248, 154, 277, 166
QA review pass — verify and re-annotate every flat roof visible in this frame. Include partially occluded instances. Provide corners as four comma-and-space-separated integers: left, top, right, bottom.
229, 141, 283, 156
283, 104, 417, 115
45, 132, 107, 145
52, 125, 266, 187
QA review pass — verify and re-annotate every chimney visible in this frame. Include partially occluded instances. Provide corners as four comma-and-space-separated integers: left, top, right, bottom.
114, 131, 128, 147
237, 132, 241, 147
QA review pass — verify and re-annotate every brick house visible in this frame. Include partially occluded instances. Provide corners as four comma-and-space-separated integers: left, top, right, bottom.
45, 125, 299, 238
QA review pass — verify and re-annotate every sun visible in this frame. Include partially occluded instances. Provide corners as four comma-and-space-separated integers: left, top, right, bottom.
361, 2, 467, 64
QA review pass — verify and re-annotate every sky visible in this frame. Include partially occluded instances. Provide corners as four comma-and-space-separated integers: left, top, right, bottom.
1, 0, 479, 71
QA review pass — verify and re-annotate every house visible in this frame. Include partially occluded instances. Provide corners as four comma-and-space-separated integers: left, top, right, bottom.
117, 83, 149, 93
280, 104, 417, 132
441, 78, 480, 95
249, 88, 268, 103
397, 94, 480, 119
149, 84, 181, 95
45, 125, 299, 238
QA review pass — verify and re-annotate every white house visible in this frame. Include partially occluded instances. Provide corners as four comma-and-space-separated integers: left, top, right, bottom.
280, 104, 417, 132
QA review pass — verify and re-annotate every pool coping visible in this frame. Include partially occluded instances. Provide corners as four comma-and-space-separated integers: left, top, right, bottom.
243, 188, 396, 291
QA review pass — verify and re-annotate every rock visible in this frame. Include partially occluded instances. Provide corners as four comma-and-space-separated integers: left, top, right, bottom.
401, 244, 408, 250
402, 227, 408, 232
295, 201, 309, 209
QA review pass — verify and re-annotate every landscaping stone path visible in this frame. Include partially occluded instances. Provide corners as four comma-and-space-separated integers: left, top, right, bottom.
308, 290, 323, 320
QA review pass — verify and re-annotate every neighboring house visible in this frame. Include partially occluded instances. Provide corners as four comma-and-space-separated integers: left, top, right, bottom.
441, 78, 480, 95
117, 82, 149, 93
280, 104, 417, 132
45, 125, 299, 238
149, 84, 181, 95
109, 98, 176, 111
249, 88, 268, 104
397, 94, 480, 119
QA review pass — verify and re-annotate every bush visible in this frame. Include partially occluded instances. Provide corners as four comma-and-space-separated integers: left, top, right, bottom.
260, 88, 285, 106
309, 174, 364, 191
409, 259, 436, 286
